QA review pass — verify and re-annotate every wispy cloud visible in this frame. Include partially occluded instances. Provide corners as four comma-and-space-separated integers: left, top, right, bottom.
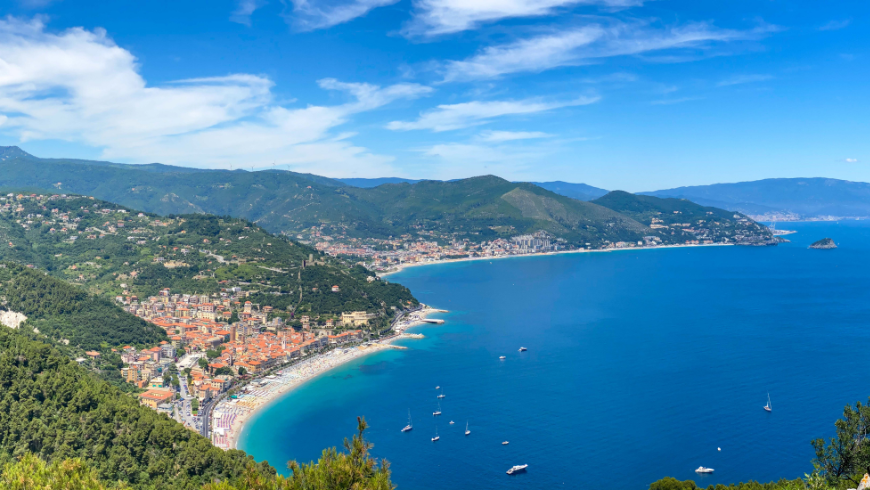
387, 97, 599, 132
441, 21, 778, 82
845, 158, 858, 163
418, 143, 550, 180
477, 130, 551, 142
231, 0, 268, 26
404, 0, 643, 37
0, 17, 431, 174
717, 74, 773, 87
284, 0, 401, 30
819, 19, 851, 31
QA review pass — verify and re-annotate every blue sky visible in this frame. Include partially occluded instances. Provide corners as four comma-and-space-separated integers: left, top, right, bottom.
0, 0, 866, 191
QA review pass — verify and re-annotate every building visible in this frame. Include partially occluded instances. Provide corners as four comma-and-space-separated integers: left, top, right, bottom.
341, 311, 375, 327
138, 389, 174, 409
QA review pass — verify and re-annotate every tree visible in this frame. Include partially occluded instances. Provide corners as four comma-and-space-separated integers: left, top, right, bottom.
812, 399, 870, 487
171, 375, 180, 388
191, 398, 199, 413
183, 367, 192, 377
0, 453, 126, 490
198, 357, 209, 370
214, 367, 232, 376
206, 350, 219, 359
237, 367, 247, 376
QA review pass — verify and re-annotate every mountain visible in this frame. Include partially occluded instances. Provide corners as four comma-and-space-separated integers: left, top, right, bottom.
0, 148, 770, 246
337, 177, 421, 187
530, 181, 609, 201
592, 191, 775, 245
0, 192, 417, 317
337, 177, 609, 201
644, 178, 870, 220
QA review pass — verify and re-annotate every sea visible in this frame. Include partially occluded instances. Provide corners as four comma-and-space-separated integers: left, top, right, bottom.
239, 221, 870, 489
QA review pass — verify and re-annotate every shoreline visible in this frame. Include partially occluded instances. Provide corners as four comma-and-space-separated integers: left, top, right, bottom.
211, 307, 444, 451
378, 242, 732, 278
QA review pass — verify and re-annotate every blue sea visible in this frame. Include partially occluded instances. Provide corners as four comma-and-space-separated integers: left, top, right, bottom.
240, 221, 870, 489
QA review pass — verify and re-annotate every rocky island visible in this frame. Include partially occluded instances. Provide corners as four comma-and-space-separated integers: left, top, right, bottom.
809, 238, 837, 249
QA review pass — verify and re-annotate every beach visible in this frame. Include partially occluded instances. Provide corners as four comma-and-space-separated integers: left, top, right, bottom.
211, 306, 444, 450
377, 242, 732, 277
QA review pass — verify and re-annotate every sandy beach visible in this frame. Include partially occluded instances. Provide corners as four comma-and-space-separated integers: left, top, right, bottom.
211, 307, 444, 450
377, 242, 732, 277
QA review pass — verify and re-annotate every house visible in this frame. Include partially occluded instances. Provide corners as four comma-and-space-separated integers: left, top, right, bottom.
341, 311, 374, 327
138, 389, 174, 409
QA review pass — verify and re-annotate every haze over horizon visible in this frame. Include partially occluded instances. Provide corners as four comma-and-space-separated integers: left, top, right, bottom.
1, 1, 867, 192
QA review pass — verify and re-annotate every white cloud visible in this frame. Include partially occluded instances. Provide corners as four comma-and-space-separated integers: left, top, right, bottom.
387, 96, 598, 132
285, 0, 401, 30
0, 17, 431, 174
716, 74, 773, 86
845, 158, 858, 163
231, 0, 268, 26
441, 21, 777, 82
477, 130, 551, 141
405, 0, 643, 36
819, 19, 850, 31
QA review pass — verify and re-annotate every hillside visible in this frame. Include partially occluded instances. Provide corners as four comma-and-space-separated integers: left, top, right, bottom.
644, 178, 870, 220
0, 325, 273, 489
592, 191, 775, 245
530, 181, 609, 201
0, 192, 417, 329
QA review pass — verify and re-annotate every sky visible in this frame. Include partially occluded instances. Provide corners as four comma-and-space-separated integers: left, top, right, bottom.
0, 0, 867, 191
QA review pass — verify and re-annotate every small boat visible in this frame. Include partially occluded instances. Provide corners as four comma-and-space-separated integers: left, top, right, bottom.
401, 410, 413, 432
518, 347, 527, 352
433, 402, 442, 416
764, 393, 772, 412
502, 441, 509, 445
437, 388, 445, 399
449, 420, 454, 425
507, 464, 528, 475
695, 467, 714, 474
499, 356, 506, 360
465, 421, 470, 436
435, 386, 440, 390
432, 427, 439, 442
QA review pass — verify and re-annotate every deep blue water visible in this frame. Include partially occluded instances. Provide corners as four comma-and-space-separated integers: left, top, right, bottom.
240, 221, 870, 489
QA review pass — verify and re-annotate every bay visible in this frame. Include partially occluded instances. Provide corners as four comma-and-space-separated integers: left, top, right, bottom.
240, 221, 870, 489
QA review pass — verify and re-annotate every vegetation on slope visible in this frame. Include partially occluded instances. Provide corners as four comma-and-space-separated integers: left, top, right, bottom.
0, 326, 273, 489
0, 150, 768, 247
0, 193, 417, 322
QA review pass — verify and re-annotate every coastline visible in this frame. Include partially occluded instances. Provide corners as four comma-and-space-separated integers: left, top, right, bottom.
211, 307, 444, 451
378, 242, 732, 278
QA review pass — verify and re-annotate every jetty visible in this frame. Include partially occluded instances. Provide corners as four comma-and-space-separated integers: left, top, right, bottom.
421, 319, 445, 324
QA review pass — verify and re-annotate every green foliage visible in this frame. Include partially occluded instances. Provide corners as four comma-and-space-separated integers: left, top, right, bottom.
198, 358, 209, 369
812, 399, 870, 487
0, 263, 167, 350
237, 367, 247, 376
202, 417, 393, 490
0, 453, 126, 490
648, 477, 811, 490
191, 398, 200, 413
0, 327, 273, 489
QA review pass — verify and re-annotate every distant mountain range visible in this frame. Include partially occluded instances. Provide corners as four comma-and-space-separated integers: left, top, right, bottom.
337, 177, 610, 201
0, 146, 774, 247
643, 178, 870, 220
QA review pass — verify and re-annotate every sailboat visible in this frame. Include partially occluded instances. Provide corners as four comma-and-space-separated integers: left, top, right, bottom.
401, 410, 413, 432
465, 421, 471, 436
432, 426, 440, 442
433, 402, 442, 416
437, 388, 445, 399
764, 393, 772, 412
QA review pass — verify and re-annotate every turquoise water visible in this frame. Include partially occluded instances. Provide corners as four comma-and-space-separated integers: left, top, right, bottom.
240, 221, 870, 489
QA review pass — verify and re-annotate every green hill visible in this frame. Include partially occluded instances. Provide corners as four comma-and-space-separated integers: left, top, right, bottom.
0, 192, 417, 331
592, 191, 775, 245
0, 149, 773, 247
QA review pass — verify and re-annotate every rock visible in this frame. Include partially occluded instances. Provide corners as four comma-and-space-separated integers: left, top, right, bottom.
809, 238, 837, 249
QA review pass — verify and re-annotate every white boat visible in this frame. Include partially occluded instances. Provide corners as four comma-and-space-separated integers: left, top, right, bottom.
499, 356, 506, 360
449, 420, 454, 425
433, 402, 442, 416
502, 441, 509, 445
695, 467, 714, 474
518, 347, 527, 352
435, 386, 440, 390
432, 427, 439, 442
764, 393, 772, 412
465, 421, 470, 436
507, 464, 528, 475
401, 410, 413, 432
437, 388, 445, 399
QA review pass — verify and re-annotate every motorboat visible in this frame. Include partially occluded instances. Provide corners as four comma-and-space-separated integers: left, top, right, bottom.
507, 464, 528, 475
695, 467, 714, 474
